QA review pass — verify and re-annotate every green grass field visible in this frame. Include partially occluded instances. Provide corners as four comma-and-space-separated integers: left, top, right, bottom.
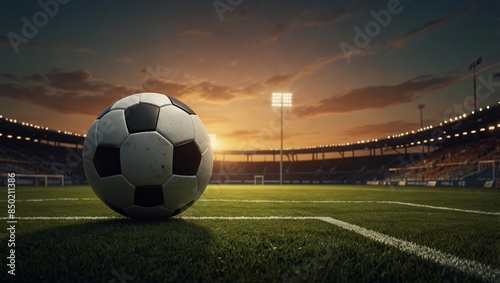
1, 184, 499, 282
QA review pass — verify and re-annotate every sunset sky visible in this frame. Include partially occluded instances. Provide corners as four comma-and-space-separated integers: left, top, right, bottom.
1, 0, 499, 151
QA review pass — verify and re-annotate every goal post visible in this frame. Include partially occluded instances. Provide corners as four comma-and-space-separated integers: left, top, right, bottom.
254, 175, 264, 185
477, 160, 499, 182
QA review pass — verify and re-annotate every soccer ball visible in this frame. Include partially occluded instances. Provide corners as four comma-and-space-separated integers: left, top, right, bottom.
82, 93, 213, 219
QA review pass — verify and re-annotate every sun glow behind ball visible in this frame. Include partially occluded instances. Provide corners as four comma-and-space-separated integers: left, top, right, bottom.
82, 93, 213, 219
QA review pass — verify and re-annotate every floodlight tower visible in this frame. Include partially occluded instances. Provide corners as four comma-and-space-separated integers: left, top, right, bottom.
418, 104, 425, 154
417, 104, 425, 129
468, 57, 482, 112
272, 92, 292, 185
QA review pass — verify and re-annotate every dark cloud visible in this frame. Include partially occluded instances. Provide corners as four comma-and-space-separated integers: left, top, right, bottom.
27, 73, 45, 81
0, 73, 19, 81
0, 69, 131, 115
0, 69, 252, 116
295, 73, 468, 118
0, 80, 127, 116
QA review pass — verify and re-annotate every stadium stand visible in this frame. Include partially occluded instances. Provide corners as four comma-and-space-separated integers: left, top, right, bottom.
1, 102, 499, 187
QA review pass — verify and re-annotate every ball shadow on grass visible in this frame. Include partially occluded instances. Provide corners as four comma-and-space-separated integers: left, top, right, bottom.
4, 218, 213, 282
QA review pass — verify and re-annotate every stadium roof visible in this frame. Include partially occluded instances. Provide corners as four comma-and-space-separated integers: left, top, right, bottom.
0, 115, 84, 146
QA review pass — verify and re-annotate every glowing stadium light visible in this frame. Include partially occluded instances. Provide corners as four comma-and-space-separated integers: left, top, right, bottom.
34, 139, 39, 143
454, 134, 459, 137
438, 137, 443, 140
479, 108, 483, 111
487, 106, 490, 109
471, 130, 476, 134
0, 133, 2, 137
7, 135, 13, 139
209, 134, 217, 150
497, 124, 500, 128
462, 132, 467, 136
25, 137, 31, 141
430, 138, 434, 142
16, 136, 22, 140
271, 92, 293, 185
0, 115, 2, 119
480, 128, 485, 132
489, 126, 495, 131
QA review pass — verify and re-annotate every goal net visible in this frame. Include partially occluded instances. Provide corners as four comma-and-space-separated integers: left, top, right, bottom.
254, 175, 264, 185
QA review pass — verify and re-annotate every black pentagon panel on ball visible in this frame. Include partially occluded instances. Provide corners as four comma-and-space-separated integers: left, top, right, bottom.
169, 96, 196, 115
97, 104, 114, 119
171, 200, 195, 217
124, 103, 160, 133
93, 145, 121, 177
134, 186, 164, 207
173, 141, 202, 175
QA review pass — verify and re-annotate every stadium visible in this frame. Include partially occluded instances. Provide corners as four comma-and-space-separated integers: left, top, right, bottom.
1, 102, 499, 188
0, 99, 499, 282
1, 1, 500, 282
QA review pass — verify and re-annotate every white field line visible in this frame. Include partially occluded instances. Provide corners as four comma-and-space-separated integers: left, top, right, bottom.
199, 199, 500, 216
0, 215, 498, 281
2, 198, 499, 216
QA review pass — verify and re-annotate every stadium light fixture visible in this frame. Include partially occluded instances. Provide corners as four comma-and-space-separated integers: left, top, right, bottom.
469, 57, 482, 112
272, 92, 293, 185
